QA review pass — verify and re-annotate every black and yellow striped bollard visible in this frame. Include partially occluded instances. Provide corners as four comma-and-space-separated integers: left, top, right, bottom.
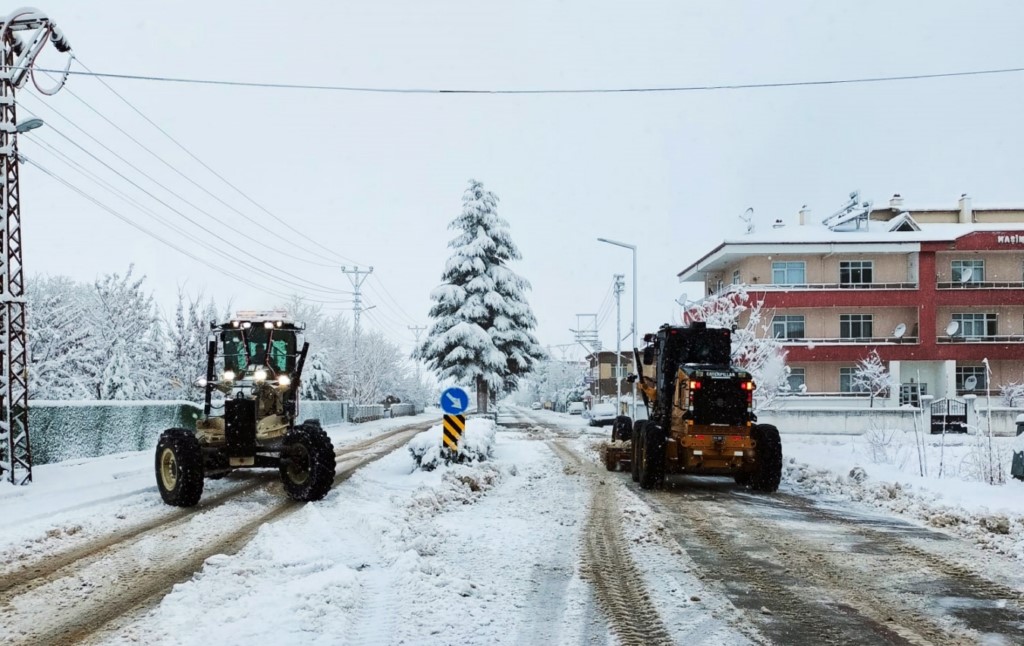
442, 414, 465, 460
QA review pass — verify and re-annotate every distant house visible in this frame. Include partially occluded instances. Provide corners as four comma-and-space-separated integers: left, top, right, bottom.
585, 350, 636, 401
677, 194, 1024, 401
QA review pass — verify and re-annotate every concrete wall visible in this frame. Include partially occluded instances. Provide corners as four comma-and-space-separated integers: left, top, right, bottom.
760, 399, 1023, 436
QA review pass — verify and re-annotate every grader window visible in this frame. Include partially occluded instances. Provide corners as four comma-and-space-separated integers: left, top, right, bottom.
222, 331, 247, 374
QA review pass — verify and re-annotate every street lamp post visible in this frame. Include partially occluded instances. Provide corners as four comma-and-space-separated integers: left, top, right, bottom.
597, 238, 637, 419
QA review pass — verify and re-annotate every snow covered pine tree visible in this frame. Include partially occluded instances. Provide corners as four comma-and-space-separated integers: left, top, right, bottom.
415, 180, 546, 413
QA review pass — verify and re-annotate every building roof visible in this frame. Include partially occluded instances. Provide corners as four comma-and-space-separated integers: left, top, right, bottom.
677, 219, 1024, 282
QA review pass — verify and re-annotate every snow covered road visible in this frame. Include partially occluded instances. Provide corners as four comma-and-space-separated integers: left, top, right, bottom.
4, 408, 1024, 645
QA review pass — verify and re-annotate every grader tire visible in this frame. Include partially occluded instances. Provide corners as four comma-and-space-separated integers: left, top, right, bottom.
612, 415, 632, 442
603, 447, 618, 472
631, 420, 646, 483
639, 424, 666, 490
280, 422, 337, 501
750, 423, 783, 492
155, 428, 204, 507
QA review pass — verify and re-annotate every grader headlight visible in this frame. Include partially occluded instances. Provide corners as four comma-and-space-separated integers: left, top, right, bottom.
253, 369, 268, 383
278, 374, 292, 387
222, 370, 236, 382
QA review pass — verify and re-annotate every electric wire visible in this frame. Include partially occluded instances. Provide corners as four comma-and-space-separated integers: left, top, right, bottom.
20, 96, 350, 294
61, 59, 363, 266
41, 83, 341, 268
18, 110, 351, 296
24, 132, 355, 303
20, 153, 351, 305
30, 64, 1024, 94
365, 278, 418, 325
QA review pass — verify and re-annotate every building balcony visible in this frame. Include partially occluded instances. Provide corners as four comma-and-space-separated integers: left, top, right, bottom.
752, 282, 918, 291
937, 334, 1024, 344
937, 281, 1024, 289
777, 336, 919, 346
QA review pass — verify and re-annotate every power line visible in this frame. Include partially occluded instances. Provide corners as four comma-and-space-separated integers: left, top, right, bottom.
366, 275, 418, 325
30, 64, 1024, 95
19, 114, 351, 296
34, 83, 341, 268
20, 153, 351, 305
25, 133, 339, 300
68, 59, 366, 266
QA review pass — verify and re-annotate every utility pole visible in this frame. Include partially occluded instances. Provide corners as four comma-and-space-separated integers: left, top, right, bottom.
0, 10, 72, 485
408, 324, 426, 384
341, 266, 373, 402
613, 274, 625, 414
570, 314, 600, 404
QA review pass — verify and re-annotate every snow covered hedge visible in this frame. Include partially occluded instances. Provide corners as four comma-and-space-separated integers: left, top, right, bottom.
409, 418, 497, 471
30, 399, 351, 465
29, 400, 202, 465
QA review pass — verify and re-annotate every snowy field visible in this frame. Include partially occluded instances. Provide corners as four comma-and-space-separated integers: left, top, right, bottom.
3, 408, 1024, 644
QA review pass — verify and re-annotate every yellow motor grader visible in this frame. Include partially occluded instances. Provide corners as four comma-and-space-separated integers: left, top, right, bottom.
603, 321, 782, 492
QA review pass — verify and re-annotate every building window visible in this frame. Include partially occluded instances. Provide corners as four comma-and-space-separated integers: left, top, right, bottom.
839, 367, 866, 393
771, 261, 806, 285
732, 269, 741, 285
952, 313, 997, 338
771, 315, 805, 339
787, 367, 806, 392
840, 260, 873, 285
956, 366, 987, 392
840, 314, 873, 339
951, 259, 984, 283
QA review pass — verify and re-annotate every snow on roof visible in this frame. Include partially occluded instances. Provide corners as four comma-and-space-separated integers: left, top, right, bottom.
677, 219, 1024, 281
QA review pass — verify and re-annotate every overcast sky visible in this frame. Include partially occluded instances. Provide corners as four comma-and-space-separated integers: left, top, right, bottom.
14, 1, 1024, 360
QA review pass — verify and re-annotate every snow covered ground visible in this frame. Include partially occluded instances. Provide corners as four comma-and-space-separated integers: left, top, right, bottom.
782, 429, 1024, 561
4, 408, 1024, 644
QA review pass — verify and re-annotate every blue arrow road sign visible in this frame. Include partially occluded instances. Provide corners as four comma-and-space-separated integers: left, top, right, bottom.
440, 387, 469, 414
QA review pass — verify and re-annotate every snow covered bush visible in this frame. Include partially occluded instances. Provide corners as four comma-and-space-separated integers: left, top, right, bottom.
1000, 382, 1024, 407
409, 418, 497, 471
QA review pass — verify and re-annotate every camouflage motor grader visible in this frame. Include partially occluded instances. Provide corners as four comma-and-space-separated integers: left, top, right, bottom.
155, 311, 336, 507
603, 321, 782, 492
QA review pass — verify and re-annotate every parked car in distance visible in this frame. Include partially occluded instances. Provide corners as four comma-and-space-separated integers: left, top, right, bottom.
530, 402, 542, 410
587, 403, 618, 427
567, 402, 586, 415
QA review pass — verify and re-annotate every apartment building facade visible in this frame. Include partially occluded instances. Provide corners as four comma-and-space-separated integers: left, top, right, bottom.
677, 195, 1024, 401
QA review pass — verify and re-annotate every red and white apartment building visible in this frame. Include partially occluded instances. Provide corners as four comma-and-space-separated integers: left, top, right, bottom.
677, 194, 1024, 404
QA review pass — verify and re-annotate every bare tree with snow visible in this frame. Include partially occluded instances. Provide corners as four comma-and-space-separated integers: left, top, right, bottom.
415, 180, 545, 413
684, 285, 789, 411
852, 348, 896, 408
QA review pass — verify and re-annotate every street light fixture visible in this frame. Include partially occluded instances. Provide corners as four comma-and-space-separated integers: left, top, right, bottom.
15, 118, 43, 133
597, 237, 637, 419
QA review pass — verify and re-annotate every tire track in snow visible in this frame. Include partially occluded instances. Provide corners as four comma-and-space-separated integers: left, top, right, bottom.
0, 423, 434, 646
549, 440, 673, 646
640, 479, 1024, 645
0, 423, 429, 596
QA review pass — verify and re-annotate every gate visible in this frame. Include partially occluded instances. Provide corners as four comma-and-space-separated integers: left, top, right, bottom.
930, 398, 968, 434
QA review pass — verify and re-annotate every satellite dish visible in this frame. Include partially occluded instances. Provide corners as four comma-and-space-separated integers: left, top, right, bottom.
964, 375, 978, 391
959, 267, 973, 283
739, 207, 754, 234
676, 292, 688, 306
893, 323, 907, 339
946, 320, 960, 336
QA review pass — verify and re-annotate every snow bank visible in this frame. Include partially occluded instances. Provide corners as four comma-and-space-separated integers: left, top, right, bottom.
783, 455, 1024, 561
408, 418, 497, 470
113, 431, 523, 645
